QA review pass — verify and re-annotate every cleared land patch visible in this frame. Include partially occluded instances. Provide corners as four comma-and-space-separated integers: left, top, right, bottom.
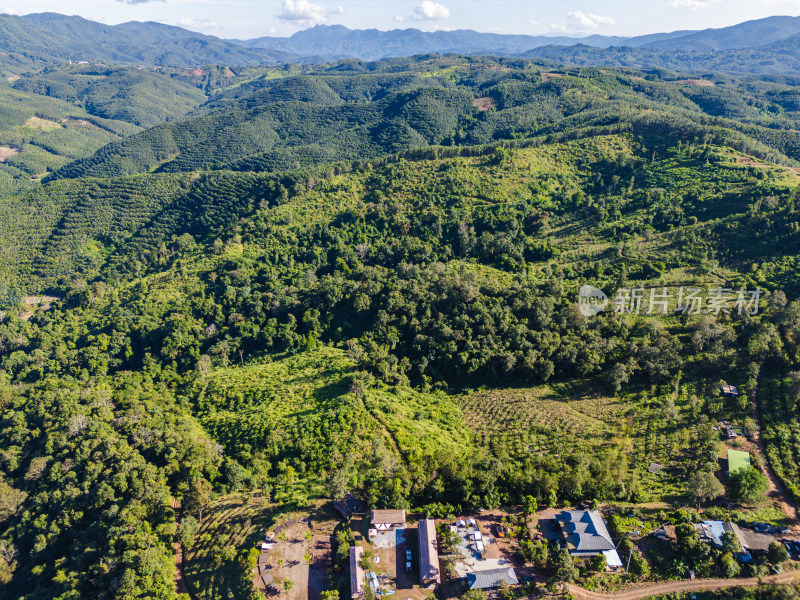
0, 146, 20, 162
24, 116, 61, 130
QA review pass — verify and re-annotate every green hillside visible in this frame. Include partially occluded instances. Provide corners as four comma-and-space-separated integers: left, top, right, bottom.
43, 58, 800, 182
3, 57, 800, 599
0, 85, 139, 195
13, 66, 208, 128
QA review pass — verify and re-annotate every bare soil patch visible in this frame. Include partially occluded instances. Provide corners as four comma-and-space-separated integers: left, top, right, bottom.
225, 67, 236, 78
674, 79, 715, 87
0, 146, 19, 162
25, 116, 60, 130
473, 97, 497, 111
542, 73, 563, 82
65, 118, 99, 130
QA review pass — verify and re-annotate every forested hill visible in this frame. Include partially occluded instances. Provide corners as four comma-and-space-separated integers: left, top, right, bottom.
4, 13, 800, 75
43, 57, 800, 182
3, 124, 800, 596
5, 56, 800, 599
0, 13, 293, 67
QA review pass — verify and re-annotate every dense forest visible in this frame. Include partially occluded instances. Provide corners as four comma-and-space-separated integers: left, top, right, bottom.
1, 54, 800, 599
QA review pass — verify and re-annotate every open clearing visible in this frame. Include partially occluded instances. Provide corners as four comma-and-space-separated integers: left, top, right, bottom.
0, 146, 19, 162
24, 116, 61, 130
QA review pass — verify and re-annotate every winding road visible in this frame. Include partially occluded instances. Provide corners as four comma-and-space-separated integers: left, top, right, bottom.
568, 571, 800, 600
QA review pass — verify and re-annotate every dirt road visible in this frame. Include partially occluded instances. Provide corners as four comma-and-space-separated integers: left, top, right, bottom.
171, 497, 191, 596
752, 388, 798, 523
568, 570, 800, 600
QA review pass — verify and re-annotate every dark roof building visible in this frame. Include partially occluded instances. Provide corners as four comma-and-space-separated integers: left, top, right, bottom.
350, 546, 364, 599
334, 494, 364, 520
729, 522, 773, 553
556, 510, 616, 555
466, 567, 519, 590
418, 518, 441, 588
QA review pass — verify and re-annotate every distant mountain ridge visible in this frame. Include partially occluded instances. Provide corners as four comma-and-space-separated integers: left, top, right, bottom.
0, 12, 294, 67
0, 12, 800, 72
234, 15, 800, 59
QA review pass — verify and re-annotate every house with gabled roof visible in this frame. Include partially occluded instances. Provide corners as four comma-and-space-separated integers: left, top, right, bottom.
466, 567, 519, 590
370, 509, 406, 531
556, 510, 623, 568
557, 510, 615, 555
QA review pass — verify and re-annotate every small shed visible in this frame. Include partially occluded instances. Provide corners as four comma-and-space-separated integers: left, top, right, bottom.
728, 450, 751, 475
721, 385, 739, 397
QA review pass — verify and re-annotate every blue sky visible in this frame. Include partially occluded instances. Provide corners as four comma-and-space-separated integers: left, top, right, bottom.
1, 0, 799, 39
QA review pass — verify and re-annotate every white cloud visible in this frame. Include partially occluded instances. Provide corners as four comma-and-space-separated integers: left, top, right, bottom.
1, 5, 16, 14
179, 17, 219, 30
566, 11, 616, 29
278, 0, 343, 24
668, 0, 723, 9
549, 22, 567, 32
412, 1, 450, 20
394, 14, 405, 22
528, 19, 539, 27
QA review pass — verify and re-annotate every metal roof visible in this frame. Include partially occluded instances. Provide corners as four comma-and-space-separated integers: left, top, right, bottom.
557, 510, 615, 553
418, 518, 441, 585
350, 546, 364, 599
728, 450, 751, 474
466, 567, 519, 589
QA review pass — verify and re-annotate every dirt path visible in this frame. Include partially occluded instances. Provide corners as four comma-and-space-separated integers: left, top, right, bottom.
171, 497, 191, 596
752, 388, 798, 523
568, 570, 800, 600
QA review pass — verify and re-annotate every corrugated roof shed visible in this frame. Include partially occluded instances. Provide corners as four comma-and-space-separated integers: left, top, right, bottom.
729, 522, 773, 552
370, 509, 406, 526
467, 567, 519, 590
418, 518, 441, 586
350, 546, 364, 599
728, 450, 751, 475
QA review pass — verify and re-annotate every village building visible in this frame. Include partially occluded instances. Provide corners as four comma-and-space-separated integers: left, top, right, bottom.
350, 546, 365, 599
370, 509, 407, 531
556, 510, 623, 568
466, 567, 519, 590
728, 522, 774, 559
418, 518, 441, 588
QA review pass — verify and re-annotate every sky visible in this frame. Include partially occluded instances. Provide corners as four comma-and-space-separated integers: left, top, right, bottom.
0, 0, 799, 39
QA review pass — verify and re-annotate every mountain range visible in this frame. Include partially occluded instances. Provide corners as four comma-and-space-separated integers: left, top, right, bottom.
2, 13, 800, 71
